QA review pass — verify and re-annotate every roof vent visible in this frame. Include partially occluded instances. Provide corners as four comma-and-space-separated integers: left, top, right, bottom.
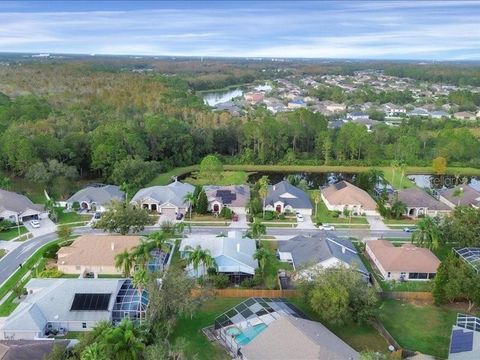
111, 242, 115, 251
273, 185, 276, 191
236, 243, 240, 253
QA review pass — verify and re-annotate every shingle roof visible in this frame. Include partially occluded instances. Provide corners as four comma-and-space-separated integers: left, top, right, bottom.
241, 317, 359, 360
204, 185, 250, 207
66, 185, 124, 206
265, 181, 312, 210
0, 340, 69, 360
0, 189, 44, 214
438, 185, 480, 207
391, 188, 450, 210
366, 240, 440, 273
322, 181, 377, 211
131, 181, 194, 208
278, 235, 368, 274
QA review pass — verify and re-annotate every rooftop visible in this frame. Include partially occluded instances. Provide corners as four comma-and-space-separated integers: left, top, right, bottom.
322, 181, 377, 211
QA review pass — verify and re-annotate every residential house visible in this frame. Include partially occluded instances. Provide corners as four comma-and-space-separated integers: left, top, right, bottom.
287, 99, 307, 109
66, 185, 125, 212
383, 103, 406, 117
408, 107, 430, 117
454, 111, 477, 121
57, 234, 142, 276
203, 185, 250, 214
323, 101, 346, 113
0, 189, 47, 224
244, 92, 264, 104
0, 340, 69, 360
448, 314, 480, 360
430, 110, 450, 119
438, 185, 480, 209
365, 240, 440, 281
350, 117, 380, 132
277, 235, 368, 279
179, 231, 258, 283
390, 188, 451, 218
346, 111, 369, 121
0, 278, 147, 340
321, 181, 378, 216
130, 180, 194, 218
264, 180, 313, 215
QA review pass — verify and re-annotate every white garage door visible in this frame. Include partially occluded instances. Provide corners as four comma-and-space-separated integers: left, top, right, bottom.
161, 207, 176, 219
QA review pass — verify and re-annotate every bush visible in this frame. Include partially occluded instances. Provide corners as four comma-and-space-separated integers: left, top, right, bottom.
240, 275, 262, 288
248, 215, 254, 223
263, 211, 274, 221
72, 201, 80, 211
331, 211, 340, 218
278, 213, 286, 220
220, 207, 232, 220
209, 274, 230, 289
0, 219, 12, 232
43, 244, 60, 259
38, 268, 64, 278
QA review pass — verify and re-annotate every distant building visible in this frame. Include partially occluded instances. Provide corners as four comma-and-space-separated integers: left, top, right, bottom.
438, 185, 480, 209
322, 101, 346, 113
383, 103, 406, 117
454, 111, 476, 121
264, 181, 313, 215
287, 99, 307, 109
408, 107, 430, 117
346, 111, 369, 121
366, 240, 440, 281
390, 188, 451, 218
203, 185, 250, 214
430, 110, 450, 119
244, 92, 264, 104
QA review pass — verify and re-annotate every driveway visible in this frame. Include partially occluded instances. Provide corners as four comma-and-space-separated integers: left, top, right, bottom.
296, 215, 316, 230
366, 215, 389, 231
229, 214, 248, 229
23, 218, 57, 237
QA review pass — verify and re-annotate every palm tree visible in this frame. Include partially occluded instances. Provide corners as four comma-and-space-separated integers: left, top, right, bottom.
251, 218, 267, 241
132, 269, 149, 317
200, 250, 216, 277
115, 250, 134, 277
390, 198, 407, 220
183, 192, 196, 220
80, 342, 104, 360
452, 187, 464, 206
257, 176, 269, 217
399, 163, 407, 189
147, 231, 170, 251
412, 217, 441, 250
253, 245, 273, 276
390, 160, 399, 187
185, 245, 215, 277
132, 242, 152, 269
103, 318, 145, 360
313, 191, 321, 218
174, 221, 191, 237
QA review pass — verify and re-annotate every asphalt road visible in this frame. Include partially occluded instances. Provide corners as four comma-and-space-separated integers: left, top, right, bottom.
0, 225, 411, 288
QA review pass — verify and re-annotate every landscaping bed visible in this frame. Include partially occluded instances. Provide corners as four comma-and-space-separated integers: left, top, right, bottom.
0, 226, 28, 241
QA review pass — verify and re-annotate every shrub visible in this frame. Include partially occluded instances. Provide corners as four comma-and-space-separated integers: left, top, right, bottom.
240, 275, 262, 288
0, 219, 12, 232
72, 201, 80, 211
263, 211, 274, 221
38, 268, 64, 278
248, 215, 254, 223
43, 244, 60, 259
278, 213, 285, 220
220, 207, 232, 219
209, 274, 230, 289
331, 211, 340, 218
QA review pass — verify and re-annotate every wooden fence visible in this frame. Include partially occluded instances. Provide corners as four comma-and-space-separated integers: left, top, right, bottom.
192, 288, 298, 298
381, 291, 433, 302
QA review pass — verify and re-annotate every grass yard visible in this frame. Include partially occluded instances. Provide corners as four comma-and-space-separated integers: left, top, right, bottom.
148, 165, 199, 186
261, 240, 293, 289
383, 218, 417, 225
378, 300, 459, 358
0, 226, 28, 240
289, 297, 388, 353
170, 297, 245, 360
380, 280, 432, 292
381, 169, 415, 190
309, 190, 368, 225
56, 209, 92, 224
184, 171, 249, 186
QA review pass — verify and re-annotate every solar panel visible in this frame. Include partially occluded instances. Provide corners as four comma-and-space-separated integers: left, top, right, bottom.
450, 329, 474, 354
334, 181, 347, 190
216, 190, 237, 204
71, 293, 111, 311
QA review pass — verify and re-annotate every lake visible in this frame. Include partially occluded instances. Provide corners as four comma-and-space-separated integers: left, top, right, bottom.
408, 174, 480, 191
202, 88, 243, 106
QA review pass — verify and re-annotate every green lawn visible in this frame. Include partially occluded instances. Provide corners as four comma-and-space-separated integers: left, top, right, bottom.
289, 297, 388, 353
309, 190, 368, 225
382, 170, 415, 190
380, 280, 432, 292
383, 218, 417, 225
378, 300, 459, 358
170, 297, 245, 360
0, 226, 28, 240
56, 209, 92, 224
261, 240, 293, 289
184, 171, 249, 186
148, 165, 199, 186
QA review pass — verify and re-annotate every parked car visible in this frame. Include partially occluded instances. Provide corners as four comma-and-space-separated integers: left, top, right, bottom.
403, 227, 416, 233
318, 223, 335, 231
232, 214, 239, 222
94, 212, 102, 219
296, 213, 304, 222
30, 220, 40, 228
176, 213, 184, 220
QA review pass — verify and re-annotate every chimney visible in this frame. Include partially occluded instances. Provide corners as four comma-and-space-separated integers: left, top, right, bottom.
236, 243, 240, 253
111, 242, 115, 251
341, 246, 346, 254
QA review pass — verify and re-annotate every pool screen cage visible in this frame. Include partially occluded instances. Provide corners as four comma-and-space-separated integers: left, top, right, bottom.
112, 280, 148, 324
454, 248, 480, 273
213, 298, 307, 355
456, 314, 480, 332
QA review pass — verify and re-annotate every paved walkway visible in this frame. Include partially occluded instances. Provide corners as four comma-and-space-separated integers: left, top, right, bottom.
366, 215, 390, 231
296, 215, 316, 230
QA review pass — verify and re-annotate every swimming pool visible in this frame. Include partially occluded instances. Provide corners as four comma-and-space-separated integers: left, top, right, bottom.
235, 323, 268, 346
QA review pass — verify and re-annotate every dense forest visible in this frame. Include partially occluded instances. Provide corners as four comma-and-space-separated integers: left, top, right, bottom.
0, 59, 479, 196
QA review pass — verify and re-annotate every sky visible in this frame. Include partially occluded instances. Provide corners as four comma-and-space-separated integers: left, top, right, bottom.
0, 1, 479, 60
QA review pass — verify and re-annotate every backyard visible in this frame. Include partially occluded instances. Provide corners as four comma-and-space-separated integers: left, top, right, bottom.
261, 240, 293, 289
0, 226, 28, 241
378, 299, 460, 358
183, 170, 249, 186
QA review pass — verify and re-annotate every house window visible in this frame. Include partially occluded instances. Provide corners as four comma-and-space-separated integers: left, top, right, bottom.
387, 272, 391, 278
82, 322, 87, 329
428, 273, 436, 279
400, 272, 406, 279
408, 272, 419, 279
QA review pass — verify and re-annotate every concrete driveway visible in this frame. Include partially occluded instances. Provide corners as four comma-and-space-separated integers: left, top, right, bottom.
23, 218, 57, 237
229, 214, 248, 229
296, 215, 316, 230
366, 215, 389, 231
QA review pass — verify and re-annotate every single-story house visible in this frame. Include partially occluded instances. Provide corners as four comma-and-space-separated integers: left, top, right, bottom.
287, 99, 307, 109
130, 180, 194, 217
449, 314, 480, 360
454, 111, 477, 121
0, 278, 147, 340
347, 111, 369, 121
390, 188, 451, 218
438, 185, 480, 209
324, 101, 346, 113
0, 189, 47, 224
321, 181, 378, 216
0, 339, 69, 360
65, 185, 125, 212
365, 240, 440, 281
57, 234, 141, 276
179, 231, 258, 283
430, 110, 450, 119
241, 317, 358, 360
204, 185, 250, 214
408, 107, 430, 117
350, 117, 380, 132
264, 180, 312, 216
383, 103, 406, 117
277, 235, 368, 279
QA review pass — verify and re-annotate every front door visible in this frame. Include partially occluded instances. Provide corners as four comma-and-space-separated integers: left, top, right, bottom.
275, 205, 282, 213
213, 204, 220, 212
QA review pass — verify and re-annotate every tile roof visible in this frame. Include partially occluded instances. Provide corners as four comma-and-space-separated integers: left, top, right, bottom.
391, 188, 450, 210
438, 185, 480, 207
131, 181, 194, 208
265, 181, 312, 210
0, 189, 44, 215
66, 185, 124, 206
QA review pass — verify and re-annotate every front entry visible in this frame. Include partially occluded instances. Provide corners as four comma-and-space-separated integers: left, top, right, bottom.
275, 205, 282, 213
213, 204, 220, 212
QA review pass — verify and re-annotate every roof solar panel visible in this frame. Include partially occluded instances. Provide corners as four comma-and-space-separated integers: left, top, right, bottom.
450, 329, 474, 354
71, 293, 111, 311
334, 181, 347, 190
216, 190, 237, 204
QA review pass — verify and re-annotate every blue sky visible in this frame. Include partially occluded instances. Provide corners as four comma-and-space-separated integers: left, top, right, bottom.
0, 1, 479, 60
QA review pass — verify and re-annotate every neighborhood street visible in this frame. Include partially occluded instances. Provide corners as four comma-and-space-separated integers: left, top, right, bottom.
0, 224, 411, 288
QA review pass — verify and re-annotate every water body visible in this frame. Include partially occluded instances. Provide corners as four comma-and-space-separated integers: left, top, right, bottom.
408, 174, 480, 191
202, 88, 243, 106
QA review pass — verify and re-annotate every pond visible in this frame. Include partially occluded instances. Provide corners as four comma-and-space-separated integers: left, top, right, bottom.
202, 88, 243, 106
408, 174, 480, 191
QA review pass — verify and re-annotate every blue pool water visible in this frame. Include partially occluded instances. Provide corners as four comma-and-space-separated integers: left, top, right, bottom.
235, 323, 268, 346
